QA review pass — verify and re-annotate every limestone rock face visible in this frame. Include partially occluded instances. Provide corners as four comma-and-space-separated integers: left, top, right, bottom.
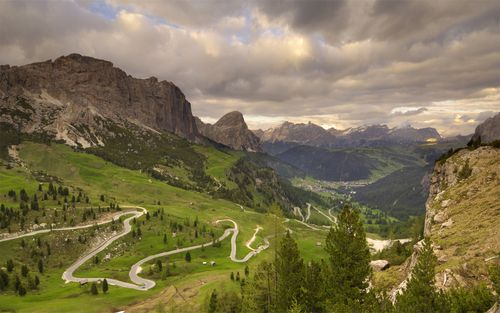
0, 54, 199, 146
472, 112, 500, 143
196, 111, 261, 152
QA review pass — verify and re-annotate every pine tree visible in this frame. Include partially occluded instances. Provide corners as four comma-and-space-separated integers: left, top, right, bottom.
90, 282, 99, 295
208, 289, 218, 313
241, 261, 276, 313
37, 259, 44, 273
303, 260, 326, 313
163, 233, 167, 244
18, 284, 27, 296
21, 265, 29, 277
275, 231, 304, 313
102, 279, 109, 293
6, 259, 14, 272
156, 259, 162, 272
396, 238, 445, 313
185, 251, 191, 262
325, 205, 371, 306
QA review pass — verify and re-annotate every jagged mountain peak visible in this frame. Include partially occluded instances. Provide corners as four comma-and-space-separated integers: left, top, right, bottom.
214, 111, 246, 128
196, 112, 261, 152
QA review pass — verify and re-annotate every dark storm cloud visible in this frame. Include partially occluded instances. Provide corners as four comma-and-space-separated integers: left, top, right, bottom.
255, 0, 349, 36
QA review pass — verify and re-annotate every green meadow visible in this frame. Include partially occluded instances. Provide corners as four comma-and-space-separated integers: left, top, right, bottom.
0, 142, 330, 312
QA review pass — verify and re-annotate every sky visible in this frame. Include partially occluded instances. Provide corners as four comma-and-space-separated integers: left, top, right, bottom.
1, 0, 499, 136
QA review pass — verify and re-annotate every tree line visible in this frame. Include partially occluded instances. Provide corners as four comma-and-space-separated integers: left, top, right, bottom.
207, 205, 499, 313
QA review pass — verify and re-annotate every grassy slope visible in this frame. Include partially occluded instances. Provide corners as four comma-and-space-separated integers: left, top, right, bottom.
428, 147, 500, 285
193, 145, 241, 189
0, 142, 329, 313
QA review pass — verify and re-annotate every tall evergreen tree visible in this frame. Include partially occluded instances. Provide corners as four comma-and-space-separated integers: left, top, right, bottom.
102, 279, 109, 293
396, 238, 445, 313
38, 259, 44, 273
303, 260, 326, 313
275, 231, 304, 313
90, 282, 99, 295
241, 261, 276, 313
207, 289, 218, 313
325, 205, 371, 306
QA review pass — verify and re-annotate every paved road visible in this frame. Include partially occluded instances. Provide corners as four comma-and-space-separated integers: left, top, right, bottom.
0, 209, 143, 243
1, 207, 268, 291
61, 206, 148, 290
216, 219, 270, 263
245, 226, 263, 251
293, 206, 305, 222
309, 203, 336, 224
328, 208, 337, 222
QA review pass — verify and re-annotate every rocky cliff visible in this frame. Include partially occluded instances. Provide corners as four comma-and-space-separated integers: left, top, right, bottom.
393, 146, 500, 298
472, 112, 500, 143
0, 54, 199, 146
424, 146, 499, 290
391, 146, 500, 300
196, 111, 261, 152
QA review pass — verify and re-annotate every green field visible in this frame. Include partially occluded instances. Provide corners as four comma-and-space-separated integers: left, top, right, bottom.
0, 142, 331, 312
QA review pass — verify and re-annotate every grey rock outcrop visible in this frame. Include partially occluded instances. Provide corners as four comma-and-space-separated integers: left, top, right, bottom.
196, 111, 261, 151
370, 259, 390, 271
472, 112, 500, 143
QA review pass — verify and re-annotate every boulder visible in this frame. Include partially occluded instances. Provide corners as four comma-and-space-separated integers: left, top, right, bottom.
370, 259, 390, 271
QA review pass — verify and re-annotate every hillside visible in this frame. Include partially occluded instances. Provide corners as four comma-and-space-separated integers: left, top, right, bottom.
276, 145, 387, 181
352, 165, 430, 219
0, 55, 317, 213
424, 146, 500, 289
0, 140, 330, 312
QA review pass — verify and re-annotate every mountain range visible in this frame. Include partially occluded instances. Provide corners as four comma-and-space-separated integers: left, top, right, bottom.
256, 121, 443, 153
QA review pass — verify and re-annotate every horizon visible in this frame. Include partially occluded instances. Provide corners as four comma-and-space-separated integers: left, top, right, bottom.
1, 0, 499, 135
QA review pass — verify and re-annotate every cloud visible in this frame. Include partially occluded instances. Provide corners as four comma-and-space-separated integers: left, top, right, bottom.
0, 0, 499, 136
390, 107, 428, 117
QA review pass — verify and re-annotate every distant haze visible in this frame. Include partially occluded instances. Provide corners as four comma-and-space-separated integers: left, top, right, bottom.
1, 0, 499, 136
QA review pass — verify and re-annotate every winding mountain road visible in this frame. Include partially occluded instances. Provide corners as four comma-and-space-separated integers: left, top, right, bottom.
0, 209, 143, 243
309, 203, 336, 224
0, 206, 268, 291
216, 219, 270, 263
